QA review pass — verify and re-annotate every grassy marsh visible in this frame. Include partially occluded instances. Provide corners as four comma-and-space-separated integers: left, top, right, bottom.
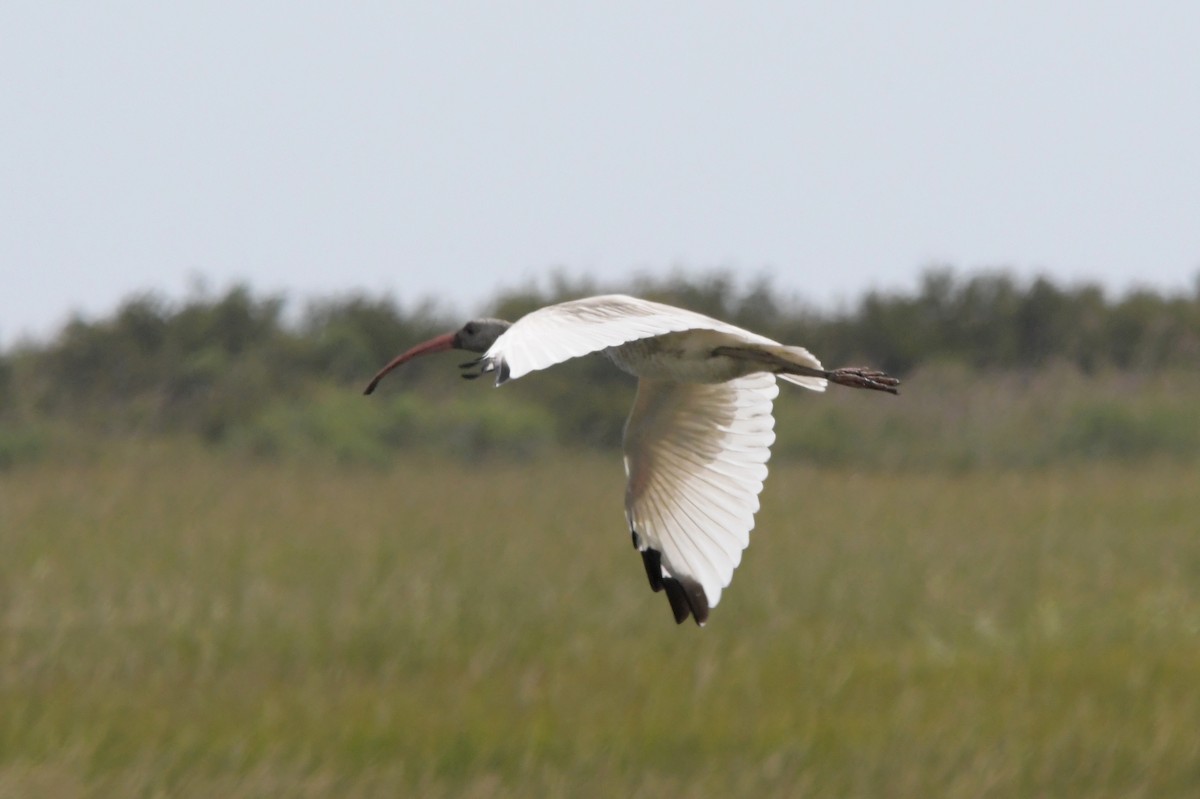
2, 444, 1199, 796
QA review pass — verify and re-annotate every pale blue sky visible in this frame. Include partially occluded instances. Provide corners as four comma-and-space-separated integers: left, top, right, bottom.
3, 2, 1198, 346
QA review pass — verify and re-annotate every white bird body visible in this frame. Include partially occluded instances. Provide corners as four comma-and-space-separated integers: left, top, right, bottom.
606, 329, 818, 385
364, 293, 898, 626
484, 295, 826, 390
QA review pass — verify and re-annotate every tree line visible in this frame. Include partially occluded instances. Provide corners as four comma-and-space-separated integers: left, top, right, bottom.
2, 268, 1198, 460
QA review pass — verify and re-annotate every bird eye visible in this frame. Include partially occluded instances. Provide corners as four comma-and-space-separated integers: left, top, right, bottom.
464, 323, 476, 336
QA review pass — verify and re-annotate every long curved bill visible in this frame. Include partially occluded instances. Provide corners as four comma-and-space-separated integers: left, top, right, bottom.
363, 331, 456, 395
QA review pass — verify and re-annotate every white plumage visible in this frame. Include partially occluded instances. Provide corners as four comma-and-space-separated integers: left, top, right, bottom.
486, 295, 827, 391
622, 374, 778, 611
364, 294, 898, 626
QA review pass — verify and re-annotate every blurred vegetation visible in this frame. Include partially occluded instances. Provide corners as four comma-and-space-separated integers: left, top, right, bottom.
2, 268, 1199, 469
4, 270, 1200, 793
2, 447, 1199, 795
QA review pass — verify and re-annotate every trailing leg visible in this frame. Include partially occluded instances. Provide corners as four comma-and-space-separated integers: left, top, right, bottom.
713, 346, 900, 395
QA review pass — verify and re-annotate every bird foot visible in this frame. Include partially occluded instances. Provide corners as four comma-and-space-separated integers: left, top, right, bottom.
827, 367, 901, 395
458, 357, 492, 380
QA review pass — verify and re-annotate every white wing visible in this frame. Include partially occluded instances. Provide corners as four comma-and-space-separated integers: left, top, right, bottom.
485, 294, 824, 389
623, 372, 779, 625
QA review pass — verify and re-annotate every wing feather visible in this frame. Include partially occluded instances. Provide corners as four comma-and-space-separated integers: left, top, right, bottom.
623, 372, 779, 622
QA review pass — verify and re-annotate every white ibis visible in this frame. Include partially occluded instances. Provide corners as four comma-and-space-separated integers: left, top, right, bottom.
364, 294, 898, 626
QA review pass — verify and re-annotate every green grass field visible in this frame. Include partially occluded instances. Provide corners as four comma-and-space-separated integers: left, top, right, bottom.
3, 444, 1200, 796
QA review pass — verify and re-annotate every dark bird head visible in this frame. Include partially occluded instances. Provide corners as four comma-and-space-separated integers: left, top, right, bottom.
452, 318, 511, 354
363, 318, 512, 394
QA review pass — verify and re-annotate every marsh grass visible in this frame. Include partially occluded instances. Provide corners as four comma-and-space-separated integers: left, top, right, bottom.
3, 443, 1200, 796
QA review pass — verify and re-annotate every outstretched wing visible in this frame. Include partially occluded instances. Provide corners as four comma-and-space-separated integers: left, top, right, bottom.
484, 294, 821, 384
623, 372, 779, 625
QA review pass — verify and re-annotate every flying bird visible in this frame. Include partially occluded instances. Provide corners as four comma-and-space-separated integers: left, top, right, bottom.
364, 294, 898, 626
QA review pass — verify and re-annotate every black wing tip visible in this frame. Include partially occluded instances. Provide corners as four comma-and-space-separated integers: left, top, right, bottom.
635, 540, 710, 627
639, 546, 665, 593
662, 578, 692, 624
676, 575, 710, 626
662, 576, 709, 626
